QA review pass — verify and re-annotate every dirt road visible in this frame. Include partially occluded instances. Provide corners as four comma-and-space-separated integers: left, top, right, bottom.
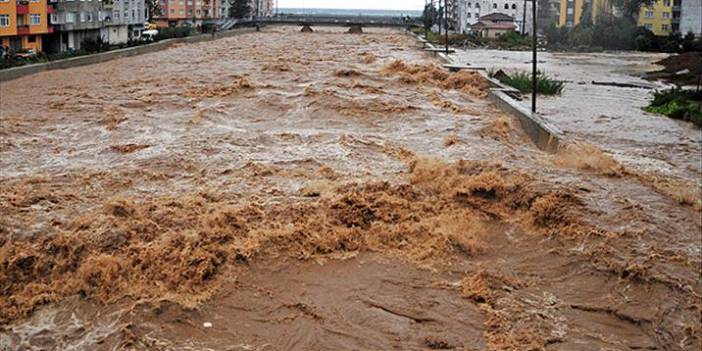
1, 27, 700, 350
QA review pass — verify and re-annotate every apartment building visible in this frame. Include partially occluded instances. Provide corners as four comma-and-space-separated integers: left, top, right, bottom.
558, 0, 610, 28
456, 0, 533, 34
44, 0, 108, 51
679, 0, 701, 36
0, 0, 55, 52
156, 0, 221, 26
637, 0, 673, 35
104, 0, 146, 41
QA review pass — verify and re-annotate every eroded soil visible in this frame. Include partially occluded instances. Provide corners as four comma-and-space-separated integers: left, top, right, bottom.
0, 27, 700, 350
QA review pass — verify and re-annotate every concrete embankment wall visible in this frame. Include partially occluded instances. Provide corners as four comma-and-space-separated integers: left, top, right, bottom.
0, 28, 257, 83
408, 31, 562, 153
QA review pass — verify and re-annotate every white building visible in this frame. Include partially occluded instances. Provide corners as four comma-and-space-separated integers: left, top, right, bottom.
104, 0, 147, 43
456, 0, 533, 34
680, 0, 701, 37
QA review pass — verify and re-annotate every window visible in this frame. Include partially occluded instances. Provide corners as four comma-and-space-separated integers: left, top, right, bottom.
179, 9, 184, 14
475, 3, 479, 9
80, 12, 86, 22
504, 4, 509, 9
0, 15, 9, 27
169, 9, 175, 14
645, 11, 654, 18
475, 12, 479, 18
663, 0, 671, 6
567, 8, 573, 14
0, 0, 9, 3
28, 35, 36, 43
645, 23, 653, 30
86, 12, 92, 21
65, 12, 76, 23
512, 4, 517, 10
50, 13, 58, 23
467, 13, 471, 18
662, 12, 670, 19
493, 3, 497, 9
29, 14, 41, 25
467, 2, 471, 8
662, 24, 670, 31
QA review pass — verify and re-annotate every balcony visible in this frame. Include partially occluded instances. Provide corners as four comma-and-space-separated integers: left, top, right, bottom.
17, 25, 30, 35
16, 4, 29, 15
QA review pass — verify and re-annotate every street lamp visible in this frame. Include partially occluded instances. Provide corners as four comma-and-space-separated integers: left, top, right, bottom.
531, 0, 537, 113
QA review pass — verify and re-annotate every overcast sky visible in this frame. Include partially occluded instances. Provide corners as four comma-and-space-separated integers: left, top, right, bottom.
278, 0, 425, 10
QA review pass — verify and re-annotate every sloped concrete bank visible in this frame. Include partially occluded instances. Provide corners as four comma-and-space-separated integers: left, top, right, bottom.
407, 30, 562, 153
0, 27, 257, 83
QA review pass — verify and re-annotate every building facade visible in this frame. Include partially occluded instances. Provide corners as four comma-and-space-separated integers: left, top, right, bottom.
637, 0, 673, 36
45, 0, 108, 52
105, 0, 146, 41
679, 0, 701, 36
0, 0, 55, 52
456, 0, 533, 34
156, 0, 221, 26
558, 0, 610, 28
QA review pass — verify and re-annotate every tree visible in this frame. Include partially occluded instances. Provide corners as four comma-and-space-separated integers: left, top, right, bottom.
229, 0, 252, 19
421, 2, 437, 30
610, 0, 654, 20
145, 0, 162, 21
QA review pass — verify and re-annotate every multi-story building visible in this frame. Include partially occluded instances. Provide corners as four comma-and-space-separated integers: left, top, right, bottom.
558, 0, 610, 28
679, 0, 701, 37
104, 0, 145, 41
0, 0, 55, 53
456, 0, 533, 34
156, 0, 221, 27
637, 0, 673, 36
45, 0, 108, 52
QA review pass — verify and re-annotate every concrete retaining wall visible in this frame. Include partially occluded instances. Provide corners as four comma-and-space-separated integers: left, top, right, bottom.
407, 30, 562, 153
0, 28, 257, 83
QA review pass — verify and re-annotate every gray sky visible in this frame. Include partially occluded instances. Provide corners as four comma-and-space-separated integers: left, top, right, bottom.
278, 0, 425, 10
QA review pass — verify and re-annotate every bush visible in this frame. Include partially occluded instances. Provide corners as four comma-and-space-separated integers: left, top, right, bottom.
154, 26, 195, 41
496, 31, 530, 48
489, 69, 565, 95
645, 87, 702, 127
81, 37, 109, 53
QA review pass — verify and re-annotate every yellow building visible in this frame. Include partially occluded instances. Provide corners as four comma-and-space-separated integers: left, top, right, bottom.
0, 0, 54, 53
637, 0, 673, 36
559, 0, 610, 28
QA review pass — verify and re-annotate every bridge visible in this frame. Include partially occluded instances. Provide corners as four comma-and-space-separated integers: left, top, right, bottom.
218, 15, 422, 31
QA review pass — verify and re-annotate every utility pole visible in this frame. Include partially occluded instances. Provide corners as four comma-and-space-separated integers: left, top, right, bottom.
444, 0, 449, 54
425, 0, 429, 39
531, 0, 537, 113
522, 0, 527, 35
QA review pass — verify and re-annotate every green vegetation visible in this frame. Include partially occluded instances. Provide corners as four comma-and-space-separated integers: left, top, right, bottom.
489, 69, 565, 95
645, 88, 702, 127
154, 26, 197, 41
495, 31, 530, 49
411, 27, 467, 46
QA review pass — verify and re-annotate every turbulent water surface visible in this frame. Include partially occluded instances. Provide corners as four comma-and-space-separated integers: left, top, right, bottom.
0, 27, 700, 350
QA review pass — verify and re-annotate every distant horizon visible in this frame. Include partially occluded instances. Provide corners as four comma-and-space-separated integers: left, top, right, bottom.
277, 0, 424, 11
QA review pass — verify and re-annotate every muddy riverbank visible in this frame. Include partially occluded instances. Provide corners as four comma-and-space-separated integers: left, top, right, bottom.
1, 27, 700, 350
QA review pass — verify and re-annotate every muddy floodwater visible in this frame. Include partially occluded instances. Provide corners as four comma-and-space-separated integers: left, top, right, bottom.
1, 27, 700, 350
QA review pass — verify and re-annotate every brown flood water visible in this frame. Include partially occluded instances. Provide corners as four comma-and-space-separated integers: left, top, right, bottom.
0, 27, 700, 350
